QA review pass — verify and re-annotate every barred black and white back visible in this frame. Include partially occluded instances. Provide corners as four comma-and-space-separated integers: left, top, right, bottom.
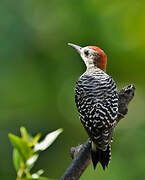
75, 68, 118, 169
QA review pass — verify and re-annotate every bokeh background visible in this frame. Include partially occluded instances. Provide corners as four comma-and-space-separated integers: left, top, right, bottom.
0, 0, 145, 179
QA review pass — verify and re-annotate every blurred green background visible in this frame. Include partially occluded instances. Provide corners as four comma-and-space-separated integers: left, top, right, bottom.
0, 0, 145, 179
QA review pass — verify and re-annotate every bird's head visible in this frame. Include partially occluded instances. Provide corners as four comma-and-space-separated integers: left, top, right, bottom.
68, 43, 107, 72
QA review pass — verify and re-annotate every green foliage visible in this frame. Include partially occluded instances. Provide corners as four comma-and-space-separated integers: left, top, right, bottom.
9, 133, 33, 162
22, 178, 54, 180
8, 127, 63, 180
13, 149, 21, 172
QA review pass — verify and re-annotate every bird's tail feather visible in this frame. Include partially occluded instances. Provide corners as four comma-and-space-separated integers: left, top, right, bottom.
91, 144, 111, 170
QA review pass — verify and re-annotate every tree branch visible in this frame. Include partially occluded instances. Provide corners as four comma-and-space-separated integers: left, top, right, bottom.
60, 84, 135, 180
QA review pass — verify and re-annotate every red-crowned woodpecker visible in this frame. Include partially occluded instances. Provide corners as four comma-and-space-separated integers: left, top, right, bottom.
68, 43, 118, 170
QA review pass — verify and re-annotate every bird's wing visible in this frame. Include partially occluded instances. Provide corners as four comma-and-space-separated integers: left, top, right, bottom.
75, 72, 118, 150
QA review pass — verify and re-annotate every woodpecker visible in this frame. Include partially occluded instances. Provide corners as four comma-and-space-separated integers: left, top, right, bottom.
68, 43, 118, 170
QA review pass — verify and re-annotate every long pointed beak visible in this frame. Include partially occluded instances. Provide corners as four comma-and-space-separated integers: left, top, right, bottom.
68, 43, 82, 54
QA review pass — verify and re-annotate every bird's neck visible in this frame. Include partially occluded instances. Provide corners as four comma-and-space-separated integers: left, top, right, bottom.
87, 65, 106, 73
87, 65, 99, 71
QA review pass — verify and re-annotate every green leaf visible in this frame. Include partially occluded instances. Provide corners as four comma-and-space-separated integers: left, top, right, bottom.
29, 133, 41, 147
13, 148, 21, 171
22, 177, 55, 180
8, 133, 33, 162
31, 169, 44, 178
20, 127, 29, 142
34, 128, 63, 152
33, 169, 44, 176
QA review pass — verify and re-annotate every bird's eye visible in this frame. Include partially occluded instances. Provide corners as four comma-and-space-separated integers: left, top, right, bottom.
84, 50, 89, 56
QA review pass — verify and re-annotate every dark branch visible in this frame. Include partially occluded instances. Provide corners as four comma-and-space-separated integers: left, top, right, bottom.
60, 84, 135, 180
61, 142, 91, 180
